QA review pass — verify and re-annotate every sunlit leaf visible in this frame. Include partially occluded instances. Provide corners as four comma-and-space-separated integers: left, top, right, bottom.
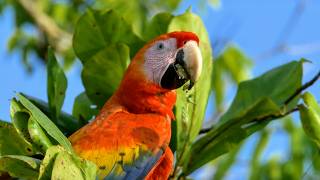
249, 130, 270, 180
73, 9, 144, 63
299, 92, 320, 147
282, 118, 304, 179
25, 95, 80, 135
82, 44, 130, 107
144, 12, 173, 41
186, 60, 303, 174
17, 93, 73, 153
209, 0, 221, 9
168, 10, 213, 167
38, 146, 64, 180
47, 47, 67, 122
28, 117, 53, 152
217, 45, 252, 83
93, 0, 182, 36
0, 155, 40, 179
51, 150, 97, 180
0, 120, 36, 156
10, 98, 33, 144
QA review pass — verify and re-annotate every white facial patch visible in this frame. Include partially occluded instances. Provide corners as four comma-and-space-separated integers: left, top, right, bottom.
144, 38, 177, 85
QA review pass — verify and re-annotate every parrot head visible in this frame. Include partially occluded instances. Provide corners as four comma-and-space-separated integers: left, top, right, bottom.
113, 31, 202, 117
141, 31, 202, 90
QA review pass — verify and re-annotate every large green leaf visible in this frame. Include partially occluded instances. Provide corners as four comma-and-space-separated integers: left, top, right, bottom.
185, 60, 303, 174
73, 9, 144, 63
11, 98, 52, 154
51, 150, 97, 180
10, 98, 33, 144
93, 0, 182, 37
81, 44, 130, 107
144, 12, 173, 41
47, 47, 67, 122
25, 94, 80, 135
0, 155, 40, 179
38, 146, 64, 180
167, 10, 213, 166
0, 120, 36, 156
28, 117, 53, 152
299, 92, 320, 147
17, 93, 73, 153
212, 45, 252, 111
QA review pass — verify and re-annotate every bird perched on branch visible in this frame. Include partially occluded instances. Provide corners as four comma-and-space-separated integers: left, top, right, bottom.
69, 31, 202, 180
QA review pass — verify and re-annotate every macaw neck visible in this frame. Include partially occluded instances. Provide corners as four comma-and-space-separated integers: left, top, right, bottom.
113, 74, 177, 119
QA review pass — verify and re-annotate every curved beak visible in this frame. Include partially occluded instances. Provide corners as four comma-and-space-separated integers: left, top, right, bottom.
161, 40, 202, 90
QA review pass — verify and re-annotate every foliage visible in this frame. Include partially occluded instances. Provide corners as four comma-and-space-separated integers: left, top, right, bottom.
1, 0, 320, 180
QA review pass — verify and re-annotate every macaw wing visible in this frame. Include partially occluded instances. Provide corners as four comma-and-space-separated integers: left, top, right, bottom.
70, 112, 170, 180
104, 148, 163, 180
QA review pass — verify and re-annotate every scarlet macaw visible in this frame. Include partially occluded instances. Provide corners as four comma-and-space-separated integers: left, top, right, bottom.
69, 31, 202, 180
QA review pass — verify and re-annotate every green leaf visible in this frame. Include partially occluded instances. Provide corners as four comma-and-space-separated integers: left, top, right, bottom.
167, 10, 213, 167
51, 150, 97, 180
220, 61, 302, 124
47, 47, 67, 122
212, 58, 225, 112
299, 92, 320, 147
72, 92, 98, 124
73, 9, 144, 63
69, 152, 97, 180
17, 93, 73, 153
28, 117, 53, 152
249, 130, 270, 180
93, 0, 181, 37
282, 118, 304, 179
0, 155, 40, 179
11, 109, 33, 144
144, 12, 173, 41
185, 60, 303, 174
93, 0, 147, 37
213, 142, 242, 180
38, 146, 64, 180
81, 44, 130, 107
212, 45, 252, 112
217, 45, 252, 83
25, 94, 81, 135
209, 0, 221, 9
0, 120, 36, 156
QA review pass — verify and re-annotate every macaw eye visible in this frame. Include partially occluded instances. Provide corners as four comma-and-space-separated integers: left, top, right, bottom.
157, 42, 164, 50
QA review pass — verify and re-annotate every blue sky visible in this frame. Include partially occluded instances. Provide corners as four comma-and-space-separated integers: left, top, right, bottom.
0, 0, 320, 179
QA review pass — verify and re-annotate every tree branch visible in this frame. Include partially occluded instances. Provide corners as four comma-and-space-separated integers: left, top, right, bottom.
284, 70, 320, 105
17, 0, 72, 53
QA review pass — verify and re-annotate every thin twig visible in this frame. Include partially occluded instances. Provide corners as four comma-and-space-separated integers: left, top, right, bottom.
199, 127, 212, 134
284, 70, 320, 105
17, 0, 72, 53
